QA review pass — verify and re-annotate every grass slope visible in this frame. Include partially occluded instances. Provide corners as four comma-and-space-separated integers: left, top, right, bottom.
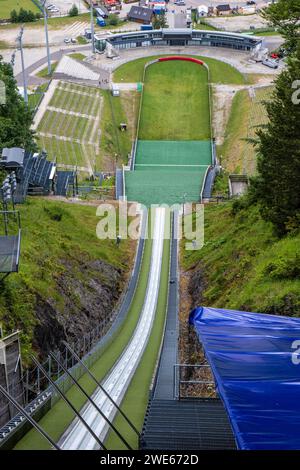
182, 202, 300, 316
218, 86, 273, 175
15, 221, 153, 449
139, 61, 210, 141
0, 199, 133, 363
0, 0, 39, 19
114, 55, 247, 85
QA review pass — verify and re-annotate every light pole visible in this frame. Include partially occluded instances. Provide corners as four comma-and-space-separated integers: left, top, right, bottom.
90, 0, 95, 53
10, 50, 16, 68
41, 0, 52, 76
16, 26, 28, 105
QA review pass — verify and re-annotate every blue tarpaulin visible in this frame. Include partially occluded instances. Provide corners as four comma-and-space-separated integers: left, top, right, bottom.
189, 307, 300, 450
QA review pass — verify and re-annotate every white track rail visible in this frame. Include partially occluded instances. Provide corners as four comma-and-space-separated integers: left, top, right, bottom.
59, 207, 166, 450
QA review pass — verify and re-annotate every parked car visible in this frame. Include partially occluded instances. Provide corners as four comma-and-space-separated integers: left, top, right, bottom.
262, 58, 279, 69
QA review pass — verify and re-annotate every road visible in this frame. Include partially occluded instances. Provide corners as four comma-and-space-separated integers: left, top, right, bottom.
59, 207, 166, 449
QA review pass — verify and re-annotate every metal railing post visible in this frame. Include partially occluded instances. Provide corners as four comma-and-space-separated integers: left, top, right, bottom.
0, 385, 60, 450
49, 352, 133, 450
30, 355, 107, 450
63, 341, 140, 437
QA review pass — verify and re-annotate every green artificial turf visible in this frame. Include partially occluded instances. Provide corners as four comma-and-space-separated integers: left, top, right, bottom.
14, 218, 153, 450
105, 214, 171, 449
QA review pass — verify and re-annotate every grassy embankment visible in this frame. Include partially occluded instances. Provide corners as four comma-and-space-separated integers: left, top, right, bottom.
0, 198, 133, 363
114, 55, 247, 85
35, 81, 137, 173
14, 211, 153, 450
217, 86, 273, 177
0, 0, 39, 19
182, 202, 300, 317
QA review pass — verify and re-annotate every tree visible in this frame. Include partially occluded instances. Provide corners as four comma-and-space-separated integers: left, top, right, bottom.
250, 45, 300, 235
10, 9, 18, 23
10, 8, 40, 23
69, 4, 79, 17
0, 56, 36, 151
152, 12, 168, 29
260, 0, 300, 54
108, 14, 119, 26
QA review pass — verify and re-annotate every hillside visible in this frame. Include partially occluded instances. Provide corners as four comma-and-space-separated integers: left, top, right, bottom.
181, 201, 300, 326
0, 198, 135, 364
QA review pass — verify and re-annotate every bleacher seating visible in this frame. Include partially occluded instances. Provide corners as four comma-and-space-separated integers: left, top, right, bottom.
3, 150, 77, 202
55, 171, 76, 197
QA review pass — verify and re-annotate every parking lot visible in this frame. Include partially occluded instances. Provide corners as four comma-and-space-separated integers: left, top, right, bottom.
45, 0, 88, 16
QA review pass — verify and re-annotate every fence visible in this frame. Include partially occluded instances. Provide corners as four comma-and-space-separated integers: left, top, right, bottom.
174, 363, 216, 400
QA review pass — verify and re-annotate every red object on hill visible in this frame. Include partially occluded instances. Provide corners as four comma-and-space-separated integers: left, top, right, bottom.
158, 56, 205, 66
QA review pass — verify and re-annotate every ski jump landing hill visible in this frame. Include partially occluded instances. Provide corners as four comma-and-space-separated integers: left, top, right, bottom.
125, 56, 214, 206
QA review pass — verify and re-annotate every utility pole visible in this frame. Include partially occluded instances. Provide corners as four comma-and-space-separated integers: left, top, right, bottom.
41, 0, 52, 76
16, 26, 28, 105
90, 0, 95, 53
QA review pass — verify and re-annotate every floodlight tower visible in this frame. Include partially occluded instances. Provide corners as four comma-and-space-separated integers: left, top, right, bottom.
16, 26, 28, 105
90, 0, 95, 53
41, 0, 52, 76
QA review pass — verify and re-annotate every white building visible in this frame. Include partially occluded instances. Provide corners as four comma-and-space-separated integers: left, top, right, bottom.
197, 4, 209, 17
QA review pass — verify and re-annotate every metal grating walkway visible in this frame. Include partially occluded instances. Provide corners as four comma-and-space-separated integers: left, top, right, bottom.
140, 399, 237, 450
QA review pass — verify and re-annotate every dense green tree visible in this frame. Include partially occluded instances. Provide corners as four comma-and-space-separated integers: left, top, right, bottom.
260, 0, 300, 54
10, 8, 41, 23
152, 12, 168, 29
251, 45, 300, 235
0, 56, 36, 151
10, 9, 18, 23
108, 14, 119, 26
69, 4, 79, 17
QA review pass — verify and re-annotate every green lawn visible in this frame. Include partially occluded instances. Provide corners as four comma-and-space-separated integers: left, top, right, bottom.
100, 89, 136, 162
37, 136, 93, 168
0, 0, 39, 19
28, 82, 49, 111
36, 62, 58, 78
14, 213, 153, 450
49, 84, 101, 116
194, 22, 218, 31
113, 54, 246, 85
139, 60, 210, 141
68, 53, 87, 61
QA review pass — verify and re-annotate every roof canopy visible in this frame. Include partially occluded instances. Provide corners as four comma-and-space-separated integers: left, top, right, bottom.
189, 306, 300, 450
0, 147, 25, 168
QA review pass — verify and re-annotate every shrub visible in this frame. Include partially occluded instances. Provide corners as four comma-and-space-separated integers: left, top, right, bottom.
10, 8, 41, 23
108, 14, 119, 26
69, 4, 79, 17
43, 205, 68, 222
